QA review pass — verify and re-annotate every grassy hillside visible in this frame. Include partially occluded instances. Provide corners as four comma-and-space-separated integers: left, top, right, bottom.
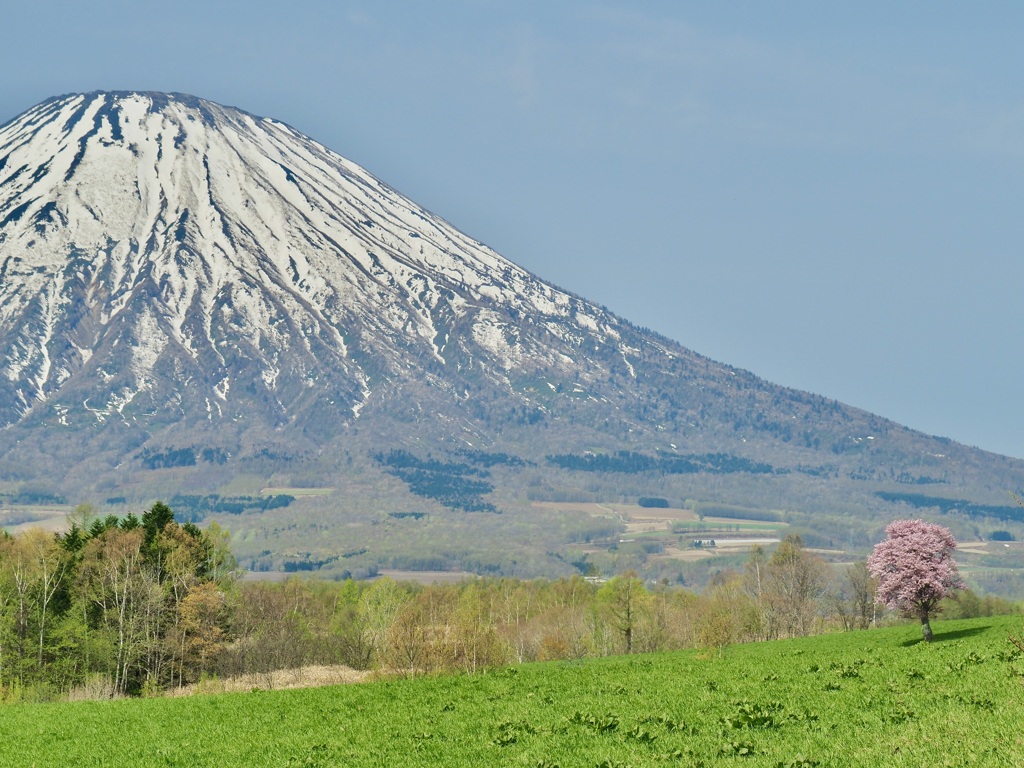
3, 615, 1023, 767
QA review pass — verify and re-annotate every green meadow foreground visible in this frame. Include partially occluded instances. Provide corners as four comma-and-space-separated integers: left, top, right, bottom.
5, 616, 1023, 767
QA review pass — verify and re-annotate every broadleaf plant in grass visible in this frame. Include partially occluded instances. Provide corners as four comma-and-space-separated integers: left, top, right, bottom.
867, 519, 963, 642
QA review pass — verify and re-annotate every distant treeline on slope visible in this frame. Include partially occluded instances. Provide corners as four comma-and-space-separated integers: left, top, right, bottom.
637, 497, 669, 508
453, 448, 534, 468
690, 503, 784, 523
374, 450, 500, 513
137, 446, 229, 470
547, 451, 774, 475
0, 490, 68, 505
875, 492, 1023, 522
170, 494, 294, 521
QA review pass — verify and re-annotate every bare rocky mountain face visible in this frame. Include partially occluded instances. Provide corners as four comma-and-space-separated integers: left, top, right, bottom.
1, 92, 1022, 579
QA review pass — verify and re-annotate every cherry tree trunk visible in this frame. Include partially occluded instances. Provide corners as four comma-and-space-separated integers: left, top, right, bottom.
920, 614, 934, 643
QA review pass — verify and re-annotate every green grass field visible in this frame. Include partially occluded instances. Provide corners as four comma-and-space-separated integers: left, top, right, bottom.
4, 616, 1023, 767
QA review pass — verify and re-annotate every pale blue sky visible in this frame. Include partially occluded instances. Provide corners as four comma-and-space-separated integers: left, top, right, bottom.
3, 2, 1023, 457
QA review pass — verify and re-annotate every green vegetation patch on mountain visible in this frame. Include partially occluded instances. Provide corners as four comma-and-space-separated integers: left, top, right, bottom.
169, 493, 295, 521
374, 450, 499, 513
876, 491, 1023, 522
0, 489, 68, 505
3, 616, 1022, 767
137, 446, 230, 470
547, 450, 775, 475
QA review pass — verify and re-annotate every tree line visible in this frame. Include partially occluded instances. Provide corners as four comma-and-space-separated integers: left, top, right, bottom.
374, 450, 498, 512
547, 450, 774, 476
0, 503, 235, 699
207, 533, 1015, 681
0, 509, 1015, 702
875, 491, 1023, 522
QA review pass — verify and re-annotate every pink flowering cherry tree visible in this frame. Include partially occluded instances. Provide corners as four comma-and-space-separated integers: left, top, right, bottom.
867, 519, 964, 642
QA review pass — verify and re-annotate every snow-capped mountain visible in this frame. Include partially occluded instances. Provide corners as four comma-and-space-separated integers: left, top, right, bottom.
0, 91, 631, 433
0, 91, 1021, 520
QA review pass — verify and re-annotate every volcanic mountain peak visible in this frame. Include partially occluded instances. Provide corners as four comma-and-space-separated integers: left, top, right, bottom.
0, 91, 625, 432
2, 90, 1022, 553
